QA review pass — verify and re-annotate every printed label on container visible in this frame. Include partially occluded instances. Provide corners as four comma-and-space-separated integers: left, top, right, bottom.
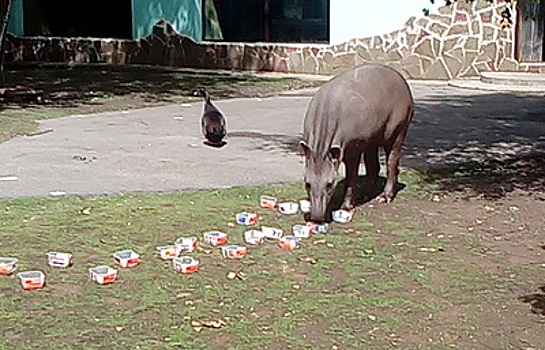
222, 245, 247, 259
203, 231, 228, 246
260, 196, 277, 209
236, 212, 258, 226
0, 258, 18, 275
18, 271, 45, 290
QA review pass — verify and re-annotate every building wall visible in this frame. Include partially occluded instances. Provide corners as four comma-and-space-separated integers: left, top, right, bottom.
330, 0, 442, 45
4, 0, 545, 78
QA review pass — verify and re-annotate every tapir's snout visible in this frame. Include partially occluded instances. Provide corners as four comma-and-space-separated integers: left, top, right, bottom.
308, 194, 331, 224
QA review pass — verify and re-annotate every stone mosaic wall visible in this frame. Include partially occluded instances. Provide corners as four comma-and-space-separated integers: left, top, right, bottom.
4, 0, 545, 79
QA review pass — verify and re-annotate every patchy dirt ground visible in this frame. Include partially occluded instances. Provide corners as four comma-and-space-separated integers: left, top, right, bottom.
1, 65, 544, 349
360, 157, 545, 349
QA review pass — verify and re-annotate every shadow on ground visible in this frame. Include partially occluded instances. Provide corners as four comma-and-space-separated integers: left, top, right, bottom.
519, 285, 545, 316
406, 91, 545, 169
0, 64, 322, 109
414, 153, 545, 200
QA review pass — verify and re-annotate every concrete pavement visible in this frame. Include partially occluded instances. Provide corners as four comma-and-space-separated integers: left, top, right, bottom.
0, 80, 544, 199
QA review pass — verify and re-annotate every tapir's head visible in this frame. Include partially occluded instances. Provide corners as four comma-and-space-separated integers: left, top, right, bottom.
300, 141, 342, 223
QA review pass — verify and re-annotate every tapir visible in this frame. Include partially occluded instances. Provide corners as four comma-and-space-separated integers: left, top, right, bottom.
300, 64, 414, 223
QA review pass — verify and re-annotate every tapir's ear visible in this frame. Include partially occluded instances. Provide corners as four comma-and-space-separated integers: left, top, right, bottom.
329, 146, 342, 161
300, 141, 311, 158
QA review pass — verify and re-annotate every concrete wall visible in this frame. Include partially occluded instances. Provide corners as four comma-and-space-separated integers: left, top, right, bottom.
4, 0, 545, 78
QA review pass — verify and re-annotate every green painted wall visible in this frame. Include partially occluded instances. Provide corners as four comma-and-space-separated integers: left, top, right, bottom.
132, 0, 202, 40
7, 0, 24, 36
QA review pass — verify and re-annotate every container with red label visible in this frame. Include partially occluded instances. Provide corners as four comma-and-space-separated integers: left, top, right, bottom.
156, 245, 180, 260
175, 236, 198, 252
305, 222, 329, 234
244, 230, 266, 245
0, 257, 18, 275
222, 245, 247, 259
203, 231, 228, 246
89, 266, 117, 285
113, 250, 140, 268
173, 256, 199, 274
260, 196, 277, 209
236, 212, 258, 226
47, 252, 73, 268
18, 271, 45, 290
261, 226, 283, 240
279, 236, 302, 250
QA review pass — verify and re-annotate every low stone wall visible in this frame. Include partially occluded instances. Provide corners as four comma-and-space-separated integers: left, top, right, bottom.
3, 0, 544, 79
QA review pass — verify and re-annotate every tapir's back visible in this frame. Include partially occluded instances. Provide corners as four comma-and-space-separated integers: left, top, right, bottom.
303, 64, 413, 152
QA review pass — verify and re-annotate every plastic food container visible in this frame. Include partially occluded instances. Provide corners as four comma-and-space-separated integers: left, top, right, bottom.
332, 209, 353, 223
261, 226, 283, 240
156, 245, 180, 260
306, 222, 329, 234
89, 266, 117, 285
244, 230, 266, 245
173, 256, 199, 274
299, 199, 312, 213
18, 271, 45, 290
279, 236, 302, 250
236, 212, 258, 226
222, 245, 247, 259
47, 252, 73, 268
203, 231, 228, 246
113, 250, 140, 268
278, 202, 299, 215
0, 257, 18, 275
293, 224, 312, 238
175, 236, 198, 252
260, 196, 277, 209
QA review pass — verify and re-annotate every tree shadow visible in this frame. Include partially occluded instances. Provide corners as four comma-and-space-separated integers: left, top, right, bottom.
403, 86, 545, 199
415, 153, 545, 199
1, 64, 321, 108
519, 285, 545, 316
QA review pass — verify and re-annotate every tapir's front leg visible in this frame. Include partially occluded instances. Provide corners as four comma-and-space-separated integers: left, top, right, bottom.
341, 153, 361, 211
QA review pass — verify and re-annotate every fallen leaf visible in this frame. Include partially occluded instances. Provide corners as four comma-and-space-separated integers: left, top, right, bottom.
299, 256, 318, 264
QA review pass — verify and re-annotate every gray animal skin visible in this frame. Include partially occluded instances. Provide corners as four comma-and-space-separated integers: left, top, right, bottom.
300, 64, 414, 223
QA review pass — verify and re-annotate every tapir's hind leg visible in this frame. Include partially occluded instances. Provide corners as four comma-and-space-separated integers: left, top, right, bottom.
379, 123, 410, 203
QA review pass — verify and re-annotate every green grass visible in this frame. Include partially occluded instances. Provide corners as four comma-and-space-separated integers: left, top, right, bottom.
1, 178, 537, 349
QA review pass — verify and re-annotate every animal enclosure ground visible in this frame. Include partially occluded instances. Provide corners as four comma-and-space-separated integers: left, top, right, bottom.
0, 66, 543, 349
0, 167, 543, 350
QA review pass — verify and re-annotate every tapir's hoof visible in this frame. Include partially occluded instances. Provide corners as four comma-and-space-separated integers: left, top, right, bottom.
377, 194, 393, 204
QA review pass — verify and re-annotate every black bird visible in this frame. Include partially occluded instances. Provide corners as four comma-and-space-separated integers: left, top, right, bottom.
194, 87, 226, 147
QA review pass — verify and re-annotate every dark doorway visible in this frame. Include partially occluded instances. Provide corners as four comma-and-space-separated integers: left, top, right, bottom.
204, 0, 329, 43
23, 0, 132, 39
516, 0, 545, 61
